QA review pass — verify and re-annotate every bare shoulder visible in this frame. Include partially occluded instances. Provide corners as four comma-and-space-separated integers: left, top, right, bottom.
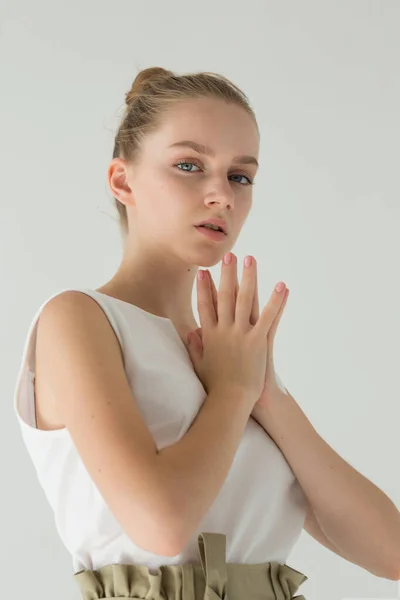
34, 290, 129, 434
36, 290, 125, 375
35, 290, 123, 430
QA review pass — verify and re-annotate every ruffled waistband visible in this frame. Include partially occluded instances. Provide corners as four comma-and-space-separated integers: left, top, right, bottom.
74, 532, 308, 600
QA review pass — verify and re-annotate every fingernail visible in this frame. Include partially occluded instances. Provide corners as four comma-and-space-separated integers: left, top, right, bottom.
223, 252, 232, 265
275, 282, 285, 293
198, 270, 205, 280
244, 256, 252, 268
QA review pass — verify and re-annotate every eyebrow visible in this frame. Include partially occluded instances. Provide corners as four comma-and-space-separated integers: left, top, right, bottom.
168, 140, 259, 168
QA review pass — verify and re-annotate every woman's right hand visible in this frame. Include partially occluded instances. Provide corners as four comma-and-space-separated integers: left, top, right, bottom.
186, 253, 287, 406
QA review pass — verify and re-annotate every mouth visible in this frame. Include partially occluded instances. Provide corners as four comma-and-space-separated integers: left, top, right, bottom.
194, 225, 227, 242
195, 220, 228, 235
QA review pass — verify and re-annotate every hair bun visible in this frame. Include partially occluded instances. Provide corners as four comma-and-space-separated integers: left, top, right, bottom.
125, 67, 173, 107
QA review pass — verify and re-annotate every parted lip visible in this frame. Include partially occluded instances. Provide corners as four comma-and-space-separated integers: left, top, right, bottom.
195, 218, 228, 235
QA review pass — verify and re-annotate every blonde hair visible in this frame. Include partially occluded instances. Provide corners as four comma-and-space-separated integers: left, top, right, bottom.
112, 67, 258, 243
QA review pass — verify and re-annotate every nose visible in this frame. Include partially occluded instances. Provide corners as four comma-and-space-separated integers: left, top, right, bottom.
204, 180, 235, 211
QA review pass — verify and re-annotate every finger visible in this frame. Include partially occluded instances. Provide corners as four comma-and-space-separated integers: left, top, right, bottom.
196, 270, 217, 329
267, 288, 289, 365
268, 287, 289, 343
206, 270, 219, 316
192, 328, 204, 355
235, 256, 258, 327
210, 269, 239, 310
249, 263, 259, 326
218, 253, 238, 326
217, 267, 239, 312
256, 281, 287, 336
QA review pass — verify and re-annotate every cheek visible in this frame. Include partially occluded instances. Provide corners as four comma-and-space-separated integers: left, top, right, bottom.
156, 175, 197, 214
140, 182, 191, 231
241, 198, 252, 218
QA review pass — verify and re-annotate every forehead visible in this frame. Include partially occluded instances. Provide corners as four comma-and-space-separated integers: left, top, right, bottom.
148, 98, 259, 157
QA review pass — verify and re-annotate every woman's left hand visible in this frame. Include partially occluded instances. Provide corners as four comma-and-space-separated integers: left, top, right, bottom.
189, 264, 290, 412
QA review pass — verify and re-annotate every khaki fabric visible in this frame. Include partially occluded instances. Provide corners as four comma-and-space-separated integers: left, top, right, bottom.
74, 532, 308, 599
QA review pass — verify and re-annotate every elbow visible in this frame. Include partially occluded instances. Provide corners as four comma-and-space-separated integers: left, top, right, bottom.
147, 506, 184, 557
384, 570, 400, 582
156, 506, 187, 557
140, 458, 193, 557
388, 562, 400, 581
374, 558, 400, 581
152, 495, 191, 557
150, 471, 191, 556
122, 495, 185, 558
152, 534, 184, 558
126, 512, 183, 558
156, 503, 188, 557
385, 544, 400, 580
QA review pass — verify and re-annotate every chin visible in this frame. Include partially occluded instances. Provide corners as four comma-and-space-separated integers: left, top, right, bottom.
180, 229, 232, 267
197, 257, 222, 268
187, 250, 228, 269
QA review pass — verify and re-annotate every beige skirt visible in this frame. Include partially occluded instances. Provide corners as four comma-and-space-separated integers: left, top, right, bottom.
73, 531, 308, 599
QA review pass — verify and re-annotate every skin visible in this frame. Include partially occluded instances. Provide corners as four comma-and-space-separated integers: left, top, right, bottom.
100, 96, 260, 342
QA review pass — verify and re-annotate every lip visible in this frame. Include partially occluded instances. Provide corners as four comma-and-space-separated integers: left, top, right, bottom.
195, 225, 226, 242
195, 218, 228, 235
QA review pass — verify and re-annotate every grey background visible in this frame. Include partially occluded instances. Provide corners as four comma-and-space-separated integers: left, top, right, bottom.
1, 1, 399, 599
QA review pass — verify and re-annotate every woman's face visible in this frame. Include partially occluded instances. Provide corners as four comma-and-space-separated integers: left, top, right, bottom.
117, 97, 260, 267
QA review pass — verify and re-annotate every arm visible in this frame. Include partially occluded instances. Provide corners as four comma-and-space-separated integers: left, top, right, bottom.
157, 385, 255, 550
38, 292, 255, 557
303, 503, 375, 568
251, 393, 400, 581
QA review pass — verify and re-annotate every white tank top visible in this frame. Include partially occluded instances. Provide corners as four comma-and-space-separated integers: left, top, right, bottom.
13, 288, 308, 574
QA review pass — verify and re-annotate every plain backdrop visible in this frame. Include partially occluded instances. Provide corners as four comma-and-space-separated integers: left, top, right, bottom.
1, 2, 399, 599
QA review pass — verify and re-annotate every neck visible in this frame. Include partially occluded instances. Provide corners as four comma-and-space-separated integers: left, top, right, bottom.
102, 247, 200, 329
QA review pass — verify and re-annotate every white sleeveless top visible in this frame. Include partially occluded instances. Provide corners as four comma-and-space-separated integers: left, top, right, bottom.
13, 288, 309, 574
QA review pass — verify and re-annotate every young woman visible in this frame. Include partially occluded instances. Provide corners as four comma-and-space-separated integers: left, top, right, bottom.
14, 67, 309, 599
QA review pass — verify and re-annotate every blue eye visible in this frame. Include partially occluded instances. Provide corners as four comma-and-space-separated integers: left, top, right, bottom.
174, 161, 254, 186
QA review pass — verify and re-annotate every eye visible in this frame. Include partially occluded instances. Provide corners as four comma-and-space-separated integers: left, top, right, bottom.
175, 161, 201, 173
174, 160, 254, 186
